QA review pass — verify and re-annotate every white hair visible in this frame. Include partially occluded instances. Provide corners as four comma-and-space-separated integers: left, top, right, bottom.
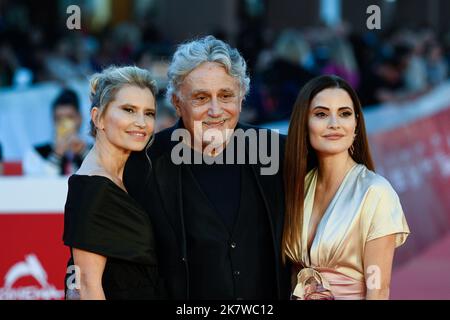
166, 35, 250, 103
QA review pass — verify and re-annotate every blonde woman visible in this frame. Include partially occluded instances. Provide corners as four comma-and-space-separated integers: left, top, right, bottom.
63, 66, 163, 299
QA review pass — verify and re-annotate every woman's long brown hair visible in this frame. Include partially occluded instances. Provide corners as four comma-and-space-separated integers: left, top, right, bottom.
282, 75, 375, 264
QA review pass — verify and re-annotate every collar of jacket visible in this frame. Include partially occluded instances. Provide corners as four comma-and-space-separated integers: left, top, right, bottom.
150, 119, 284, 298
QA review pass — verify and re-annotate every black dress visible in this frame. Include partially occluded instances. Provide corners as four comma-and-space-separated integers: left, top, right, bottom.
63, 175, 163, 299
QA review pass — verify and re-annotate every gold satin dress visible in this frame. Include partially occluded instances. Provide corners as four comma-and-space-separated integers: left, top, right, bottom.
287, 164, 410, 300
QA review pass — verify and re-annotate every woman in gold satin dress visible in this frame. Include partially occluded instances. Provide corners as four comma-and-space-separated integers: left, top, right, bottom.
283, 75, 410, 300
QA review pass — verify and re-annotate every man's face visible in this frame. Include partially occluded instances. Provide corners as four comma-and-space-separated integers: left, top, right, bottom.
173, 62, 242, 149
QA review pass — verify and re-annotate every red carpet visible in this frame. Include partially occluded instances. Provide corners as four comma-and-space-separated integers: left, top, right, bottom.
391, 232, 450, 300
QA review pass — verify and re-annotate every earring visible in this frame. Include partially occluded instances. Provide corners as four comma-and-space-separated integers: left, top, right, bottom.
350, 144, 355, 155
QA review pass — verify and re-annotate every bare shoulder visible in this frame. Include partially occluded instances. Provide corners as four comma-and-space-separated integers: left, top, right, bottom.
76, 156, 110, 179
76, 167, 110, 179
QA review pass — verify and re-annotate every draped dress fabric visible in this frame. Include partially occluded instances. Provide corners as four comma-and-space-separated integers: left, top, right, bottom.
63, 175, 163, 299
287, 164, 410, 300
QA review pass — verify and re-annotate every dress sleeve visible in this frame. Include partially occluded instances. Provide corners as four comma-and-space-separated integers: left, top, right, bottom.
63, 177, 155, 265
365, 183, 410, 248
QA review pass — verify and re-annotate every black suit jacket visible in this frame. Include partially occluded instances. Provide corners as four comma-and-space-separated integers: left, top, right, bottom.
123, 121, 291, 299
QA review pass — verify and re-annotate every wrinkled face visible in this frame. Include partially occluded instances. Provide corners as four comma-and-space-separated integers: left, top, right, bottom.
94, 85, 156, 152
173, 62, 242, 149
308, 88, 357, 157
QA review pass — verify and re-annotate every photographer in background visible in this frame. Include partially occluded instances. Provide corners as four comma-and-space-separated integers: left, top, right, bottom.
23, 89, 90, 176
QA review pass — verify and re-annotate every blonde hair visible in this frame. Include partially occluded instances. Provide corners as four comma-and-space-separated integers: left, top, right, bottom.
89, 65, 158, 136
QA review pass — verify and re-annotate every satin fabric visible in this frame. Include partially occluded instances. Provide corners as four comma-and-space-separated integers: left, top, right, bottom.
288, 164, 410, 299
293, 267, 365, 299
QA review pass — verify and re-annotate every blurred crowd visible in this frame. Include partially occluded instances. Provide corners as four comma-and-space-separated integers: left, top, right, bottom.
244, 24, 450, 124
0, 1, 177, 132
1, 2, 450, 128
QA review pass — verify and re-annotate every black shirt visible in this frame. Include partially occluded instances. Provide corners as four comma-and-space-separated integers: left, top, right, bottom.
188, 148, 241, 231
